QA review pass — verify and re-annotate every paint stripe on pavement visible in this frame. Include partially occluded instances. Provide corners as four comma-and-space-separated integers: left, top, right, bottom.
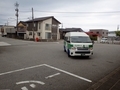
45, 73, 60, 79
0, 64, 45, 76
44, 64, 92, 83
16, 80, 45, 85
0, 42, 11, 46
21, 86, 28, 90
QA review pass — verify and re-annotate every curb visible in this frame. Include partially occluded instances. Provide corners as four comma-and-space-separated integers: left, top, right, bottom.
87, 66, 120, 90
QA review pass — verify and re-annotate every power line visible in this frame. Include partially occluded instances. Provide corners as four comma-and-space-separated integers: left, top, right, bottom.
19, 10, 31, 12
19, 10, 120, 14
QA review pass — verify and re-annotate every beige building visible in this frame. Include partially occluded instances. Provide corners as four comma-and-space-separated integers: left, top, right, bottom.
24, 16, 61, 41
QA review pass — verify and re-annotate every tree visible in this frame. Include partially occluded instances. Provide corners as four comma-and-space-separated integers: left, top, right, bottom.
115, 31, 120, 36
89, 36, 97, 40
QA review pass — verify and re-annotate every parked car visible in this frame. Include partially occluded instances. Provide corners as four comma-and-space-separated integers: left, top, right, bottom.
100, 38, 109, 43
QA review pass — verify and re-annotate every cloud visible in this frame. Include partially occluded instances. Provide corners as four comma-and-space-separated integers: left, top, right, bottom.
0, 0, 120, 31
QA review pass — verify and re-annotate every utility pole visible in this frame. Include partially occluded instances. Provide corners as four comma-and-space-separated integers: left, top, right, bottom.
32, 7, 35, 40
117, 25, 119, 31
15, 2, 19, 37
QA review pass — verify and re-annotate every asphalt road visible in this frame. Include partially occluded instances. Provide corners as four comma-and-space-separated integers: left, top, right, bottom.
0, 37, 120, 90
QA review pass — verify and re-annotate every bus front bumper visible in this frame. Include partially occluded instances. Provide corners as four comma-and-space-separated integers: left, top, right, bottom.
69, 50, 93, 56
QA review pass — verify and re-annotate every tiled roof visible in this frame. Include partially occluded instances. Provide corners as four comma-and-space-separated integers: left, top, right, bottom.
86, 32, 101, 36
24, 16, 61, 24
59, 28, 84, 32
17, 21, 27, 26
0, 25, 3, 27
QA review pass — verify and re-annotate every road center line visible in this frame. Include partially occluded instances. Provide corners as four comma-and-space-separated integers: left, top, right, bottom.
44, 64, 92, 83
0, 64, 45, 76
45, 73, 60, 79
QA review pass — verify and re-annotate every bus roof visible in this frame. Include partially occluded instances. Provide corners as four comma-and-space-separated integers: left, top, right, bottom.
65, 32, 88, 37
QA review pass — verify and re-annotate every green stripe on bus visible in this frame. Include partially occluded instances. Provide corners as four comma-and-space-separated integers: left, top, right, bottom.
89, 45, 93, 48
67, 43, 73, 49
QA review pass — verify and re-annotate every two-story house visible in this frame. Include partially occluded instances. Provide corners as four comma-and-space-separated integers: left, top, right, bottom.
107, 31, 117, 40
17, 21, 27, 39
89, 29, 109, 42
89, 29, 108, 38
59, 28, 83, 39
23, 16, 61, 41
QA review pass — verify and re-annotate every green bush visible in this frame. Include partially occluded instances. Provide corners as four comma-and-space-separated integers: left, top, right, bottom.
115, 31, 120, 36
90, 36, 97, 40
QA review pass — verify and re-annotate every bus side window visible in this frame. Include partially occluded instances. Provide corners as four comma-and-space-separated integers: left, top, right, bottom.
64, 37, 70, 43
67, 37, 70, 43
64, 37, 67, 41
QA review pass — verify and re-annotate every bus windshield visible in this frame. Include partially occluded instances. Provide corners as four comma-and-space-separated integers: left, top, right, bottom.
70, 36, 92, 43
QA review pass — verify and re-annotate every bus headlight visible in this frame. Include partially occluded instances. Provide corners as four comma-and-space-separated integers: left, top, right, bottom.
89, 48, 93, 50
71, 47, 76, 50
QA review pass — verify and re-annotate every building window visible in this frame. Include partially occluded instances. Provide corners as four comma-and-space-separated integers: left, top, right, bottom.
45, 32, 51, 39
103, 32, 104, 34
52, 24, 57, 28
45, 24, 51, 30
37, 32, 40, 36
26, 24, 28, 27
96, 32, 99, 34
29, 32, 32, 35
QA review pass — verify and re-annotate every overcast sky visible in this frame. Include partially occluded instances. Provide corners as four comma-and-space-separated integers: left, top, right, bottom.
0, 0, 120, 31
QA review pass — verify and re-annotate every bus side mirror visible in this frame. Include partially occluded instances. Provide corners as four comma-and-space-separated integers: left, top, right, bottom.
67, 40, 70, 43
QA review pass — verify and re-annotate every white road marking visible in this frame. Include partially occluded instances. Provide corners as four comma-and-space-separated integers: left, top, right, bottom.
21, 86, 28, 90
0, 64, 45, 76
16, 80, 45, 85
0, 42, 11, 46
0, 64, 92, 83
56, 42, 59, 44
30, 84, 36, 88
44, 64, 92, 83
45, 73, 60, 79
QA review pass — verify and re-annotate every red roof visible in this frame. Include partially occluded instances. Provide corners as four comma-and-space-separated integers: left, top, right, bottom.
85, 32, 101, 36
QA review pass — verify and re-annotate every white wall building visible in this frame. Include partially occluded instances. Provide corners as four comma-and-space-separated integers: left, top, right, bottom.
108, 31, 116, 37
24, 16, 61, 41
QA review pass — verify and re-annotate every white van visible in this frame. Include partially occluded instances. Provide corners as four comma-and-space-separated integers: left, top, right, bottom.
64, 32, 93, 57
100, 38, 109, 43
